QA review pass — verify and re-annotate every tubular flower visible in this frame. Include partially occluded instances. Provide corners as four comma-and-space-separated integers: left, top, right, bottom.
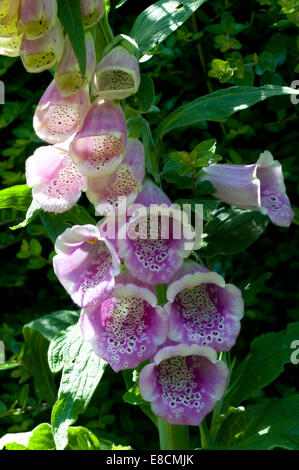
70, 98, 127, 177
33, 79, 90, 145
92, 46, 140, 100
25, 142, 87, 214
165, 261, 244, 351
0, 0, 21, 37
80, 270, 168, 372
118, 180, 196, 286
20, 19, 64, 73
19, 0, 58, 39
200, 150, 294, 227
139, 344, 229, 426
86, 138, 145, 216
55, 33, 96, 96
53, 224, 121, 308
256, 150, 294, 227
0, 33, 22, 56
80, 0, 104, 29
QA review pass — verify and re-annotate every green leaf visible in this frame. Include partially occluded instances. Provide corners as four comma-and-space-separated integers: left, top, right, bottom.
256, 52, 276, 75
57, 0, 86, 76
66, 426, 103, 450
22, 310, 79, 403
10, 200, 42, 230
217, 396, 299, 450
155, 85, 299, 138
50, 323, 107, 449
131, 0, 207, 55
223, 322, 299, 409
201, 207, 269, 257
0, 423, 56, 450
241, 272, 272, 303
22, 327, 57, 405
0, 185, 32, 211
23, 310, 79, 343
40, 205, 96, 243
126, 74, 155, 114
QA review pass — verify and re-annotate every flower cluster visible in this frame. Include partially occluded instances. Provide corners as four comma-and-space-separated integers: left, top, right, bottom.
1, 0, 294, 427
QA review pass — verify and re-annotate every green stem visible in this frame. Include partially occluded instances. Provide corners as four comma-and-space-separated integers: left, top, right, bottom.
199, 420, 212, 449
158, 418, 190, 450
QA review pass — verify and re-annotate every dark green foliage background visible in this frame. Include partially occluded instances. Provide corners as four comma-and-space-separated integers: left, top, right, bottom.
0, 0, 298, 449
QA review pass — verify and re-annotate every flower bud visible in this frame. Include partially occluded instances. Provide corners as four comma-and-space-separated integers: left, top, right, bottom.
19, 0, 58, 40
80, 0, 104, 29
92, 46, 140, 100
70, 98, 127, 177
33, 79, 90, 145
55, 32, 96, 96
20, 19, 64, 73
0, 33, 22, 56
0, 0, 21, 37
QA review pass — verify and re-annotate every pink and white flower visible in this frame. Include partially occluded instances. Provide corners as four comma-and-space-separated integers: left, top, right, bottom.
86, 138, 145, 216
70, 98, 127, 177
92, 46, 140, 100
165, 261, 244, 351
200, 150, 294, 227
80, 0, 104, 29
80, 270, 168, 372
117, 180, 196, 286
19, 0, 58, 39
53, 224, 121, 308
20, 18, 64, 73
139, 344, 229, 425
33, 79, 90, 145
25, 141, 87, 213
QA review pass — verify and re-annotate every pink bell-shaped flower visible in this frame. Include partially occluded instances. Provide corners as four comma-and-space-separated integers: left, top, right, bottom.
165, 261, 244, 352
20, 18, 64, 73
53, 224, 121, 308
55, 32, 96, 96
19, 0, 58, 39
33, 79, 90, 145
25, 141, 87, 213
70, 98, 127, 177
200, 150, 294, 227
92, 46, 140, 100
139, 344, 229, 426
80, 270, 168, 372
86, 138, 145, 216
80, 0, 104, 29
117, 180, 197, 286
